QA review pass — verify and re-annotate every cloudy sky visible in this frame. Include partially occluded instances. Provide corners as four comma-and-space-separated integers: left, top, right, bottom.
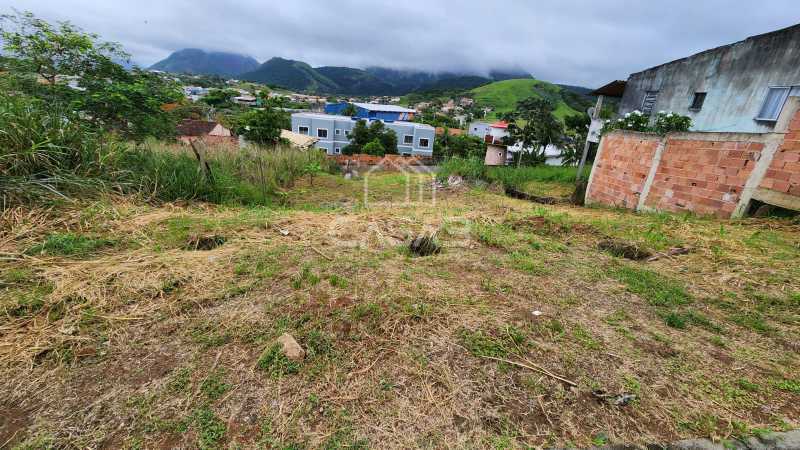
1, 1, 796, 86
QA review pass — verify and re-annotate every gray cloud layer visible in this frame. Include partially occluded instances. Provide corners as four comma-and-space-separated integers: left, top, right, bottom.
1, 0, 797, 86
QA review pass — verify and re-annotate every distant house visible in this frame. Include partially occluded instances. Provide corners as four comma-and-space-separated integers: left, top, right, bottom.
608, 23, 800, 133
176, 119, 234, 145
471, 121, 564, 166
435, 127, 465, 136
325, 102, 417, 122
233, 95, 258, 106
291, 113, 435, 157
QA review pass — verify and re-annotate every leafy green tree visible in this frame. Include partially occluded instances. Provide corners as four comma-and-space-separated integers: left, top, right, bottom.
0, 11, 183, 141
503, 97, 564, 167
233, 107, 290, 146
434, 132, 486, 160
202, 89, 239, 108
340, 103, 358, 116
560, 113, 591, 166
362, 139, 386, 156
345, 119, 398, 154
0, 11, 127, 87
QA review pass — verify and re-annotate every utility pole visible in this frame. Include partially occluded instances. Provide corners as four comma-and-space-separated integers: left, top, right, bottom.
576, 94, 604, 182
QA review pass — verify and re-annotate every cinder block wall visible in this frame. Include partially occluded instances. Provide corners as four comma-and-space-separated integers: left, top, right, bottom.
584, 133, 660, 209
585, 100, 800, 218
644, 139, 764, 218
760, 111, 800, 196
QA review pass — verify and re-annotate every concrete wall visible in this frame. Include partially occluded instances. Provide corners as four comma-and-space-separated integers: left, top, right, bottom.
587, 98, 800, 218
619, 24, 800, 133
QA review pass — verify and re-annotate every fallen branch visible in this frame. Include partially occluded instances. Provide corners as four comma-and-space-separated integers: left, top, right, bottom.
480, 355, 577, 387
647, 247, 692, 262
310, 245, 333, 261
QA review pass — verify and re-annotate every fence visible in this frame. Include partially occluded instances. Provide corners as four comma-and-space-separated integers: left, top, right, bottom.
585, 98, 800, 218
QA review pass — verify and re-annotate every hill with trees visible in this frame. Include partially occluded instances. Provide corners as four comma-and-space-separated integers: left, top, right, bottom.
149, 49, 259, 78
470, 79, 592, 121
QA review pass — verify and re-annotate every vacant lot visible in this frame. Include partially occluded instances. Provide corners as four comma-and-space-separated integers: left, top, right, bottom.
1, 172, 798, 449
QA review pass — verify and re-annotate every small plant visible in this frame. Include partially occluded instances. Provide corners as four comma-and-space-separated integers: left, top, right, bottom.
167, 367, 192, 393
200, 370, 231, 400
192, 406, 226, 449
292, 265, 320, 289
257, 343, 301, 377
664, 311, 687, 329
600, 110, 692, 135
653, 111, 692, 134
25, 233, 115, 257
774, 378, 800, 393
409, 233, 441, 257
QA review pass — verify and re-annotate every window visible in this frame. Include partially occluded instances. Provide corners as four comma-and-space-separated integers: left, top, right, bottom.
335, 129, 341, 135
689, 92, 707, 111
641, 91, 659, 116
756, 87, 791, 121
418, 138, 430, 148
298, 126, 309, 135
345, 130, 351, 137
403, 135, 414, 145
334, 147, 341, 154
317, 128, 328, 138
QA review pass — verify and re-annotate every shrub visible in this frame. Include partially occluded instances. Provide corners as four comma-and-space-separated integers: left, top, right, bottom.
362, 139, 386, 156
437, 157, 486, 182
600, 110, 692, 136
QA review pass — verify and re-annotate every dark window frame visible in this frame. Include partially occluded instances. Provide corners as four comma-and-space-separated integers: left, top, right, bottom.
689, 92, 707, 111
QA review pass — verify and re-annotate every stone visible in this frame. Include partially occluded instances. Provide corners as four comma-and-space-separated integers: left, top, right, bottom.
276, 333, 305, 362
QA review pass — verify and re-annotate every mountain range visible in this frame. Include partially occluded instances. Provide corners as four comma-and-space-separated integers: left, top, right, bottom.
149, 49, 260, 78
149, 49, 533, 95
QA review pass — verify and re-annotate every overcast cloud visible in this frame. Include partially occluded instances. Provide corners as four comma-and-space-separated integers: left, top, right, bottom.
1, 1, 797, 86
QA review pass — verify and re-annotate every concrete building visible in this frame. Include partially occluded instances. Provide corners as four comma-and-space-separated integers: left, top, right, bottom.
324, 103, 416, 121
470, 121, 564, 166
290, 113, 435, 156
615, 23, 800, 133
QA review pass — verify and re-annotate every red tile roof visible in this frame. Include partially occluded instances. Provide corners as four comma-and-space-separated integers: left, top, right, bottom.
490, 121, 509, 129
176, 119, 219, 137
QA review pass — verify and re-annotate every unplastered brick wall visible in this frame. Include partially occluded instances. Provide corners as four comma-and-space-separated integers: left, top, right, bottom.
644, 139, 764, 218
586, 100, 800, 218
760, 110, 800, 196
584, 133, 660, 209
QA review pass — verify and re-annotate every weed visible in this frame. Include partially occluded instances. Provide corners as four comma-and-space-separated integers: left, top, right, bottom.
292, 265, 320, 289
258, 343, 301, 377
327, 274, 349, 288
664, 311, 687, 329
773, 378, 800, 393
167, 367, 192, 393
736, 378, 760, 392
302, 329, 334, 358
459, 325, 527, 358
507, 251, 548, 275
608, 265, 692, 307
25, 233, 116, 257
192, 406, 226, 449
189, 323, 231, 349
729, 312, 773, 334
201, 370, 231, 401
573, 324, 601, 349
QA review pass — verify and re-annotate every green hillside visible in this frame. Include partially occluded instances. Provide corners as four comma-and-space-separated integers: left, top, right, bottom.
470, 79, 584, 121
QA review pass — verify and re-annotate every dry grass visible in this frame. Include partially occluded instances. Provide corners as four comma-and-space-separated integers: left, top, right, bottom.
1, 173, 798, 449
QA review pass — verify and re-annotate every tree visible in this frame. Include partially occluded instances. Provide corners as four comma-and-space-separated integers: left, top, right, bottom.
340, 103, 358, 116
434, 133, 486, 160
345, 119, 398, 154
362, 139, 386, 156
560, 113, 591, 166
202, 88, 239, 108
233, 107, 290, 146
77, 69, 183, 141
503, 97, 564, 167
0, 11, 184, 141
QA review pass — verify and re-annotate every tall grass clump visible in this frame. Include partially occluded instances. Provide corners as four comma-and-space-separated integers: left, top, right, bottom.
437, 157, 486, 182
0, 92, 127, 205
123, 142, 331, 205
437, 156, 586, 190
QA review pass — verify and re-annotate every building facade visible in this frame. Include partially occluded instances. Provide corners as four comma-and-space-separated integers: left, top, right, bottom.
469, 121, 565, 166
324, 103, 416, 121
291, 113, 435, 156
618, 24, 800, 133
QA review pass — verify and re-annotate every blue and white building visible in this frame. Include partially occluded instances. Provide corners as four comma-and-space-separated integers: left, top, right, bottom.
291, 112, 435, 156
324, 103, 417, 122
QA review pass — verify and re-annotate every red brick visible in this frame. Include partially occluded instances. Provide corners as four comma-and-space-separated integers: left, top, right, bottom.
772, 180, 791, 193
